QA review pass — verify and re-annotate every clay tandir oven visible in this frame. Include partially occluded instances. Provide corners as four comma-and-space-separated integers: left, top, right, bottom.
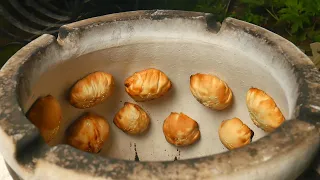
0, 10, 319, 180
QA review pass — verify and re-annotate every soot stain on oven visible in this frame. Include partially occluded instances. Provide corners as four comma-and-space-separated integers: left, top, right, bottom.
173, 148, 181, 161
134, 143, 140, 162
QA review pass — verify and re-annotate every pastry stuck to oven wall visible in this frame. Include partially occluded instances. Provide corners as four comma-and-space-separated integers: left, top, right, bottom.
113, 102, 150, 135
67, 112, 110, 153
69, 71, 114, 109
124, 68, 172, 102
246, 88, 285, 132
27, 95, 62, 144
218, 118, 253, 150
190, 73, 233, 110
163, 112, 201, 146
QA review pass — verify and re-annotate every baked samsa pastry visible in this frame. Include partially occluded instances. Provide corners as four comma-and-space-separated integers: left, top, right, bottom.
27, 95, 62, 144
113, 102, 150, 135
69, 71, 114, 109
246, 88, 285, 132
190, 73, 233, 110
219, 118, 253, 150
124, 68, 172, 101
67, 112, 110, 153
163, 112, 200, 146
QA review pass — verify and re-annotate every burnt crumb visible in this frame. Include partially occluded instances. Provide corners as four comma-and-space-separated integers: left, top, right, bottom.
120, 100, 123, 103
134, 143, 140, 162
174, 157, 178, 161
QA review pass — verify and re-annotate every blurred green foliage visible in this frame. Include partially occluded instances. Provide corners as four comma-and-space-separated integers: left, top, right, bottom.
193, 0, 320, 53
194, 0, 230, 22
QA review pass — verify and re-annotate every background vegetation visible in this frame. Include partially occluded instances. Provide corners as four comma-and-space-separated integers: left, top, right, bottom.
194, 0, 320, 55
0, 0, 319, 67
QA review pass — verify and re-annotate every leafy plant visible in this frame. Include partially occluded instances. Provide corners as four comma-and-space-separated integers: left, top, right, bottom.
194, 0, 230, 22
193, 0, 320, 54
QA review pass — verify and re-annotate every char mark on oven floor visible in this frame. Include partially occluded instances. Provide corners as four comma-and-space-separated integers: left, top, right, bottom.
134, 143, 139, 162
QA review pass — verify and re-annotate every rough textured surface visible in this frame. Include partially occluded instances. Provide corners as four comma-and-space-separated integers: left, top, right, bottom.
33, 120, 318, 180
0, 10, 319, 180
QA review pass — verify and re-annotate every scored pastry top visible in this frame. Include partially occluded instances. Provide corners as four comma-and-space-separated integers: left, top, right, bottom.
125, 68, 172, 101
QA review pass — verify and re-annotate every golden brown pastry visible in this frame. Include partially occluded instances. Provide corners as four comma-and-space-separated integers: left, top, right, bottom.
190, 73, 233, 110
67, 112, 110, 153
246, 88, 285, 132
124, 68, 172, 101
113, 102, 150, 135
69, 71, 114, 109
27, 95, 62, 144
163, 112, 200, 146
218, 118, 253, 150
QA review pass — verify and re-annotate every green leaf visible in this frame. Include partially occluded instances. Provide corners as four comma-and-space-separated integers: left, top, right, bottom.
303, 1, 320, 15
290, 21, 302, 33
194, 0, 230, 21
307, 29, 320, 40
296, 31, 307, 42
284, 0, 304, 10
314, 35, 320, 42
243, 11, 266, 25
277, 1, 313, 34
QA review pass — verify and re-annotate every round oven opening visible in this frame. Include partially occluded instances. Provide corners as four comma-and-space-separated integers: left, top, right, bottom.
17, 17, 299, 162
